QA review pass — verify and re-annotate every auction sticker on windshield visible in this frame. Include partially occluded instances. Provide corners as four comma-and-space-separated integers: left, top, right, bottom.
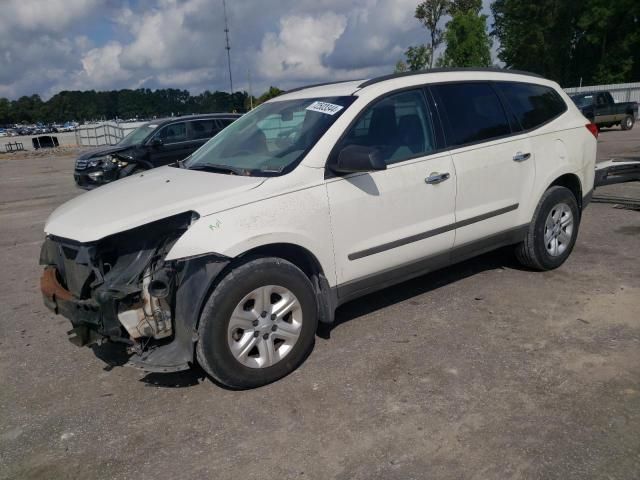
306, 101, 344, 115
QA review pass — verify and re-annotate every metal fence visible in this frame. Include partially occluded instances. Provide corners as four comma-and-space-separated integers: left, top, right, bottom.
75, 121, 145, 147
564, 82, 640, 118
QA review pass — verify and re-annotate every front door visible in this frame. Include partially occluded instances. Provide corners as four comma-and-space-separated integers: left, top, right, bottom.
326, 89, 457, 299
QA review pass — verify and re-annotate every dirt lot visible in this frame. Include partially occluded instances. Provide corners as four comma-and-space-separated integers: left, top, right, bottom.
1, 130, 639, 479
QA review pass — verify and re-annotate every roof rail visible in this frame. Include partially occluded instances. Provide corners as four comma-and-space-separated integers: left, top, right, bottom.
284, 79, 361, 95
358, 67, 544, 89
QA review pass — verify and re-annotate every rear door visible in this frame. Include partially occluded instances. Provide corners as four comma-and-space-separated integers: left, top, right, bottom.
327, 89, 456, 295
431, 82, 534, 248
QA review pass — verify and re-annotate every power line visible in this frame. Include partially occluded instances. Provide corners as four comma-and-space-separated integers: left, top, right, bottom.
222, 0, 233, 94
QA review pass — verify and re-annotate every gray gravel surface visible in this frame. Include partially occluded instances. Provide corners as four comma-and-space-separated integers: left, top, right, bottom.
0, 144, 639, 480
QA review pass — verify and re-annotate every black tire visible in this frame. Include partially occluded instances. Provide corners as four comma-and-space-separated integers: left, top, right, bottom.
621, 114, 634, 131
515, 186, 580, 271
196, 257, 318, 389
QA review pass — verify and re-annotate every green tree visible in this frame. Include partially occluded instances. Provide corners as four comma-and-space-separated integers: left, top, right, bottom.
441, 0, 491, 67
394, 60, 409, 73
406, 45, 430, 71
449, 0, 481, 15
415, 0, 450, 68
0, 86, 281, 124
492, 0, 582, 85
258, 86, 284, 104
0, 98, 12, 124
573, 0, 640, 84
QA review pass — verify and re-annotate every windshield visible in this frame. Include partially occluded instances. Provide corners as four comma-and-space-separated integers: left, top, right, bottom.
571, 94, 594, 108
184, 96, 356, 175
118, 124, 157, 147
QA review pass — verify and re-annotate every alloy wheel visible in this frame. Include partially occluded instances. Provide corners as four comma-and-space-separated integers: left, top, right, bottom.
544, 203, 574, 257
227, 285, 303, 368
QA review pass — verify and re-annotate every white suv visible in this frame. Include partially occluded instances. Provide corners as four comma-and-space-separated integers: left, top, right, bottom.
40, 69, 597, 388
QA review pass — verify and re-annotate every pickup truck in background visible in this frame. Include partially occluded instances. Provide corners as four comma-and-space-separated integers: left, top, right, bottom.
570, 91, 638, 130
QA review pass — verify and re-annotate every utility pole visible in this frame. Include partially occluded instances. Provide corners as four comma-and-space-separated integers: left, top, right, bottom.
222, 0, 233, 94
248, 68, 253, 110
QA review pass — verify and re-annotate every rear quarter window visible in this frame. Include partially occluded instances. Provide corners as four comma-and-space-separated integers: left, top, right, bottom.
495, 82, 567, 131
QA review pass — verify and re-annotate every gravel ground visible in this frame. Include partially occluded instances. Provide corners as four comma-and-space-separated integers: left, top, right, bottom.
0, 132, 639, 480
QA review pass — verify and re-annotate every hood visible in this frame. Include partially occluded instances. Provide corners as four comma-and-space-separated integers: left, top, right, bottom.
45, 166, 266, 243
77, 144, 133, 160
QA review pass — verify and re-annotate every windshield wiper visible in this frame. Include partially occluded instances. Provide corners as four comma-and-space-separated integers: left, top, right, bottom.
189, 164, 247, 175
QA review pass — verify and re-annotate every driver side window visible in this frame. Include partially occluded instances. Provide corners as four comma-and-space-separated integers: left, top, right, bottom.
339, 90, 436, 165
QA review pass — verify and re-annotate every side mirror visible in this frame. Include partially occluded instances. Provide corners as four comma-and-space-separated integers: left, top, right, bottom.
330, 145, 387, 174
150, 137, 163, 148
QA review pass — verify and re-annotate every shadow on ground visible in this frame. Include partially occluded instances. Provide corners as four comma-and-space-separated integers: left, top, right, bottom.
325, 246, 524, 334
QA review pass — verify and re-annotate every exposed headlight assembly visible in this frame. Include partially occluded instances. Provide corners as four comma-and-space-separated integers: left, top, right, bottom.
110, 156, 128, 168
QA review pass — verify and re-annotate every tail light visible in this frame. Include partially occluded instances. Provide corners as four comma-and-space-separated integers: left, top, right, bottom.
586, 123, 599, 138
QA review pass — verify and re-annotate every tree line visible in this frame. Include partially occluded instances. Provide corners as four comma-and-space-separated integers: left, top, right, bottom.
0, 86, 284, 125
397, 0, 640, 87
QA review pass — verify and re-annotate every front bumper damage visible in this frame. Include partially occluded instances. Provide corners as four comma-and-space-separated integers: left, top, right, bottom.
74, 167, 120, 189
40, 213, 229, 372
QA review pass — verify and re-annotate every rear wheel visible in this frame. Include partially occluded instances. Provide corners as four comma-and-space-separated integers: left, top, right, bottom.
621, 114, 634, 131
515, 186, 580, 271
196, 257, 318, 389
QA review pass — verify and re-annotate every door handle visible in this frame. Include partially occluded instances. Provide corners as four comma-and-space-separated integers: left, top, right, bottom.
425, 172, 450, 185
513, 152, 531, 162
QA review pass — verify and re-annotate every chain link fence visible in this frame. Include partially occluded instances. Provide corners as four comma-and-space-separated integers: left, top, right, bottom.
75, 121, 146, 147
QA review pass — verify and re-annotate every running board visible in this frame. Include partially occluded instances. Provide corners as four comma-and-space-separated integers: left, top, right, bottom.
595, 158, 640, 187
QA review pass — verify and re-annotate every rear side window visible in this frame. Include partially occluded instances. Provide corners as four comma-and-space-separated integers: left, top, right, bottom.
339, 89, 436, 165
432, 82, 511, 147
496, 82, 567, 130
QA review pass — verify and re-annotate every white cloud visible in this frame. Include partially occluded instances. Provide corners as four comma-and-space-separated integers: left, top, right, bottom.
0, 0, 99, 34
0, 0, 500, 100
256, 13, 348, 80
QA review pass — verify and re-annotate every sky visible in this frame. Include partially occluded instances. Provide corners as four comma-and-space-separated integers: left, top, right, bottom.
0, 0, 496, 100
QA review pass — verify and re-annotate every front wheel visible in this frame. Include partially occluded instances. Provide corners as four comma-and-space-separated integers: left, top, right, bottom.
515, 186, 580, 271
196, 257, 318, 389
621, 114, 635, 131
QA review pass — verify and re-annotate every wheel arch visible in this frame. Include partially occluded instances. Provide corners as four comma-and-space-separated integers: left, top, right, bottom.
233, 243, 336, 324
549, 173, 583, 210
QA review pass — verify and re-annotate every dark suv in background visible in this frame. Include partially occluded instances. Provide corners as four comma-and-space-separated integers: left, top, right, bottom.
74, 113, 241, 189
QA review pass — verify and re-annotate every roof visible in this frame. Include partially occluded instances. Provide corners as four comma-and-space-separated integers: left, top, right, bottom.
278, 80, 364, 101
357, 67, 543, 88
145, 113, 242, 126
277, 68, 550, 101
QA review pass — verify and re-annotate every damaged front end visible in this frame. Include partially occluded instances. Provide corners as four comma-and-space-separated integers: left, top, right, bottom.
40, 212, 229, 372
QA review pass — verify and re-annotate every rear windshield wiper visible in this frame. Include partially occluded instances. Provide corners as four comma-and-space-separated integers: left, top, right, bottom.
189, 164, 248, 176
